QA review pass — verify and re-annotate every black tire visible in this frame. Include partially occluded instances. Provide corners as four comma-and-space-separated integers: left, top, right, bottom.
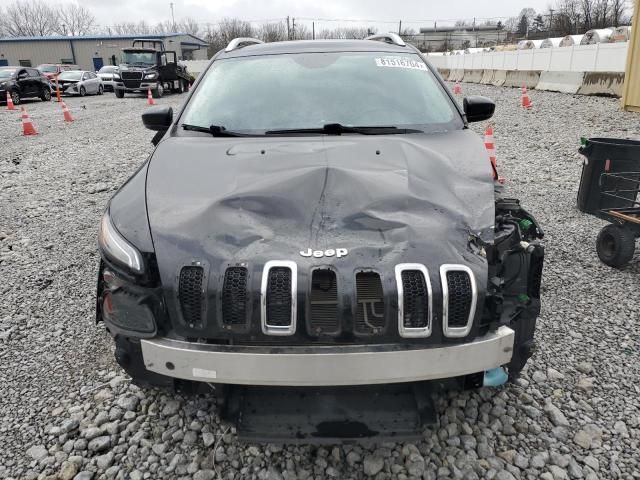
98, 85, 104, 95
152, 84, 164, 98
41, 87, 51, 101
79, 86, 86, 97
596, 224, 636, 267
10, 90, 20, 105
115, 89, 125, 99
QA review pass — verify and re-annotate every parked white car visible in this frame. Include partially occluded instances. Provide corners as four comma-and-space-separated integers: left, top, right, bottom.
57, 70, 103, 96
96, 66, 119, 92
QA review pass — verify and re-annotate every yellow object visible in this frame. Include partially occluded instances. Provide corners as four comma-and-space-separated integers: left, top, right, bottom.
622, 0, 640, 111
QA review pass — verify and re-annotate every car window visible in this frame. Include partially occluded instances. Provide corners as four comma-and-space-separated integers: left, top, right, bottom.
37, 64, 57, 73
181, 52, 462, 134
0, 68, 17, 79
27, 68, 40, 77
17, 69, 28, 78
58, 71, 83, 81
98, 66, 117, 74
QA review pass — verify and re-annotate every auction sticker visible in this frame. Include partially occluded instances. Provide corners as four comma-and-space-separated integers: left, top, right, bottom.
375, 57, 428, 71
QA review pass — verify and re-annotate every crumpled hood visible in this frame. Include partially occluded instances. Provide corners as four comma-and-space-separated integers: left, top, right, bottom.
146, 130, 495, 293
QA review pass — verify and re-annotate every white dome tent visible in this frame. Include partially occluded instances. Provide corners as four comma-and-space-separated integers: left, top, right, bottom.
524, 40, 544, 49
540, 37, 563, 48
559, 34, 584, 47
610, 26, 631, 42
581, 28, 614, 44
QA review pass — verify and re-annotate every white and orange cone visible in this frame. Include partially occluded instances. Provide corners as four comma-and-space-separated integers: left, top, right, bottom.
61, 101, 74, 122
147, 88, 156, 105
6, 91, 16, 111
453, 80, 462, 95
55, 76, 62, 103
521, 84, 532, 109
21, 107, 37, 136
484, 125, 504, 183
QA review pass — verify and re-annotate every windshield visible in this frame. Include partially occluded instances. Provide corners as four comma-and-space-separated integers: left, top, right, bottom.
0, 68, 16, 79
181, 52, 462, 134
98, 66, 118, 74
121, 51, 155, 65
37, 64, 57, 73
58, 71, 83, 81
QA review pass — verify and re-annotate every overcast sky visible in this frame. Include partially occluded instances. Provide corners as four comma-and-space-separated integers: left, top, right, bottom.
63, 0, 554, 32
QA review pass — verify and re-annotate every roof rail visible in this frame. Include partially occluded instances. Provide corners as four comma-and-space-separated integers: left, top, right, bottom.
225, 37, 264, 52
364, 33, 406, 47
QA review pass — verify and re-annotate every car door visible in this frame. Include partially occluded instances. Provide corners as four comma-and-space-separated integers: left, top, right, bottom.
89, 72, 100, 93
27, 68, 44, 96
85, 72, 97, 94
15, 69, 32, 97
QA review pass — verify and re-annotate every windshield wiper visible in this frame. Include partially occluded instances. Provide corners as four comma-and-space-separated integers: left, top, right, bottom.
182, 124, 255, 137
265, 123, 423, 135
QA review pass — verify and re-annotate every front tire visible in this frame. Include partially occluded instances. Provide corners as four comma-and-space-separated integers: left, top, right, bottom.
97, 85, 104, 95
152, 84, 164, 98
596, 224, 636, 267
79, 86, 86, 97
115, 89, 125, 99
10, 90, 20, 105
41, 88, 51, 101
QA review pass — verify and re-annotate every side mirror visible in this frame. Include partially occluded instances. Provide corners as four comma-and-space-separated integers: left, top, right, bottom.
463, 96, 495, 122
142, 106, 173, 131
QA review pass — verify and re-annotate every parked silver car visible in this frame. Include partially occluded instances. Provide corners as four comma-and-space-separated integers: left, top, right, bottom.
96, 66, 119, 92
57, 70, 103, 96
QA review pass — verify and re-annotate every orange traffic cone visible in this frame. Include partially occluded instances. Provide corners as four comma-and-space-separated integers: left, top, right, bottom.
21, 107, 37, 136
453, 81, 462, 95
61, 101, 74, 122
6, 91, 16, 111
521, 85, 532, 109
147, 88, 155, 105
55, 77, 62, 103
484, 125, 505, 183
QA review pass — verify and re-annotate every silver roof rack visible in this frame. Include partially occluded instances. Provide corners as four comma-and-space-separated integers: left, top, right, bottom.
225, 37, 264, 52
365, 32, 406, 47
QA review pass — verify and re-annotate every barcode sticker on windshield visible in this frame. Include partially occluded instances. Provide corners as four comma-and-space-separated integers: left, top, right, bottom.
375, 57, 428, 71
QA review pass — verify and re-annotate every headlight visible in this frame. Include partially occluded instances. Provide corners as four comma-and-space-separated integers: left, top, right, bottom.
98, 210, 145, 274
144, 73, 157, 79
113, 74, 120, 80
0, 82, 6, 88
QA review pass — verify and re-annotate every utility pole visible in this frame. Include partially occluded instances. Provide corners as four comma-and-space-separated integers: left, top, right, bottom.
292, 17, 296, 39
548, 8, 555, 36
170, 2, 175, 32
286, 16, 290, 40
398, 20, 402, 35
312, 21, 315, 40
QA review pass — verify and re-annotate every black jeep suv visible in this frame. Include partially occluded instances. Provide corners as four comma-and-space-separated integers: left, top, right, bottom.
0, 66, 52, 105
97, 34, 544, 442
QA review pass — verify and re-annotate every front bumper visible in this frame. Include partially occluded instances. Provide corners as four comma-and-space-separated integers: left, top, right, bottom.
114, 81, 158, 92
140, 326, 515, 386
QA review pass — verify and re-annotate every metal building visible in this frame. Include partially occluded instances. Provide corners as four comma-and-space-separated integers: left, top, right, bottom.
0, 33, 208, 71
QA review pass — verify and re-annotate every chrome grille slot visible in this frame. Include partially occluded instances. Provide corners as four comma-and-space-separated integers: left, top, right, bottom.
178, 266, 204, 326
355, 272, 385, 335
395, 264, 432, 338
440, 265, 477, 338
221, 267, 248, 326
309, 269, 339, 335
261, 261, 297, 335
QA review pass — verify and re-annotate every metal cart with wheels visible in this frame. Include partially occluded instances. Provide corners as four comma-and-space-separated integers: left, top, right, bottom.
578, 138, 640, 268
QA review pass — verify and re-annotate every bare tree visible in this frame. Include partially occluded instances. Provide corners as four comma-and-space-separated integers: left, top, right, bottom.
609, 0, 627, 26
1, 0, 58, 36
204, 18, 255, 55
180, 17, 201, 37
258, 22, 287, 42
54, 3, 96, 36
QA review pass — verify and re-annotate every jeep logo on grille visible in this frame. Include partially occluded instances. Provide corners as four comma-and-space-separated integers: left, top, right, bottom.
300, 248, 348, 258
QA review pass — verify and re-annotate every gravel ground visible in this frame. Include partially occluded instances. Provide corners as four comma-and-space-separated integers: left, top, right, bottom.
1, 85, 639, 480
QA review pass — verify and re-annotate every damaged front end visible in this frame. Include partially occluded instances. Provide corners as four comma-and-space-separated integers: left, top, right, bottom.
484, 197, 544, 379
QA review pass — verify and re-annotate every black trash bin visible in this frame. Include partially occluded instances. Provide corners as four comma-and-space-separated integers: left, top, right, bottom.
577, 138, 640, 214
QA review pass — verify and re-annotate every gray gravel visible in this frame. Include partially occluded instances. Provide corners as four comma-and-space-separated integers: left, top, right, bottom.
1, 85, 639, 480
